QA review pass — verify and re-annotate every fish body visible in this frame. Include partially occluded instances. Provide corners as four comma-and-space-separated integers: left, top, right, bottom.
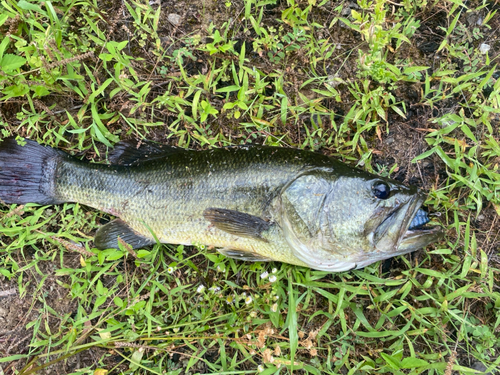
0, 138, 442, 271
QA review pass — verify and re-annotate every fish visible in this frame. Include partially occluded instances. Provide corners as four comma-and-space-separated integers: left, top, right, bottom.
0, 137, 442, 272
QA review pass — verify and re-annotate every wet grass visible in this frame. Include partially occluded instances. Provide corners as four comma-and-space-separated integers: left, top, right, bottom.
0, 0, 500, 374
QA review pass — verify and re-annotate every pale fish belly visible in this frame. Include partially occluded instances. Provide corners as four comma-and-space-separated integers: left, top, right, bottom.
122, 211, 309, 267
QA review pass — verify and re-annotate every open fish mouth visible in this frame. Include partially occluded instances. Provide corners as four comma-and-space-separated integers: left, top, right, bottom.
373, 193, 442, 253
402, 212, 443, 240
398, 196, 443, 252
408, 208, 430, 229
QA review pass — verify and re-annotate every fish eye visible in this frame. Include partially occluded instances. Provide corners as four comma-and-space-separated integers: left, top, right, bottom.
372, 181, 390, 199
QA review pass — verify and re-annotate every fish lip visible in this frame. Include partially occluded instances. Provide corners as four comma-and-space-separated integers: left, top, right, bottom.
403, 225, 443, 238
374, 193, 420, 238
400, 193, 425, 239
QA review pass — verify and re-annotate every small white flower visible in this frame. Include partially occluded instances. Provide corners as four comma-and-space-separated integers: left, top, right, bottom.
167, 266, 175, 274
209, 286, 221, 292
260, 271, 269, 279
245, 296, 253, 304
269, 275, 277, 283
226, 295, 234, 304
480, 43, 490, 54
271, 303, 278, 312
272, 268, 277, 273
257, 365, 264, 372
197, 284, 205, 293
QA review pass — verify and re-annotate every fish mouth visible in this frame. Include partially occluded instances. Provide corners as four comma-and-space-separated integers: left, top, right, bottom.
398, 194, 443, 253
374, 193, 443, 253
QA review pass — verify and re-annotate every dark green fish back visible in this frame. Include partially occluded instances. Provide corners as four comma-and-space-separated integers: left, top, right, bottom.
48, 146, 352, 259
55, 146, 344, 218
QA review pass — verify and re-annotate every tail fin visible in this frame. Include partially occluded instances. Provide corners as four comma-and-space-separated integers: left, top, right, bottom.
0, 137, 67, 205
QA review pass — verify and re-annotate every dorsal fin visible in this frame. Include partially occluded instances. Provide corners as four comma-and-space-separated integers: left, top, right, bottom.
108, 140, 187, 166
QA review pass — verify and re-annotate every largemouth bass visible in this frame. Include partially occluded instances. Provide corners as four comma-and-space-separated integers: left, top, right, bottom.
0, 137, 442, 271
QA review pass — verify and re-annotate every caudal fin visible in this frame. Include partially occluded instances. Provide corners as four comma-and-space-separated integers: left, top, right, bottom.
0, 137, 67, 205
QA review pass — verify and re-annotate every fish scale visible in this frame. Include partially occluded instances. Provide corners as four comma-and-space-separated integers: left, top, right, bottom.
51, 146, 329, 266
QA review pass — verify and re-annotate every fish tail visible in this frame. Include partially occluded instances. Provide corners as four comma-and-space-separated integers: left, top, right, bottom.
0, 137, 67, 205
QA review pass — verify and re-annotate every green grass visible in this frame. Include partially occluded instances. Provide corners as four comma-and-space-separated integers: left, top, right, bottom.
1, 0, 500, 374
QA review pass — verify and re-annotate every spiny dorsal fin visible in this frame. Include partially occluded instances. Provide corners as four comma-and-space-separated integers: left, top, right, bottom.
218, 248, 272, 262
108, 140, 187, 166
94, 218, 155, 249
203, 208, 272, 241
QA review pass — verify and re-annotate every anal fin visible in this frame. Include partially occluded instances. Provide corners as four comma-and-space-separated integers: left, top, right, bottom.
94, 219, 155, 249
219, 248, 272, 262
203, 208, 272, 241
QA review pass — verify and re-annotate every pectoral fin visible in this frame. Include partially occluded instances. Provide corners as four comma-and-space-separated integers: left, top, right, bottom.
219, 248, 272, 262
94, 219, 155, 249
203, 208, 272, 241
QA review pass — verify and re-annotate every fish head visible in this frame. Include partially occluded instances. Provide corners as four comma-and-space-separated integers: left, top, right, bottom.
279, 168, 443, 271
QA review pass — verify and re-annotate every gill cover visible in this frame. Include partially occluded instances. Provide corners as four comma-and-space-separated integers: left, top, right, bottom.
279, 172, 359, 272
